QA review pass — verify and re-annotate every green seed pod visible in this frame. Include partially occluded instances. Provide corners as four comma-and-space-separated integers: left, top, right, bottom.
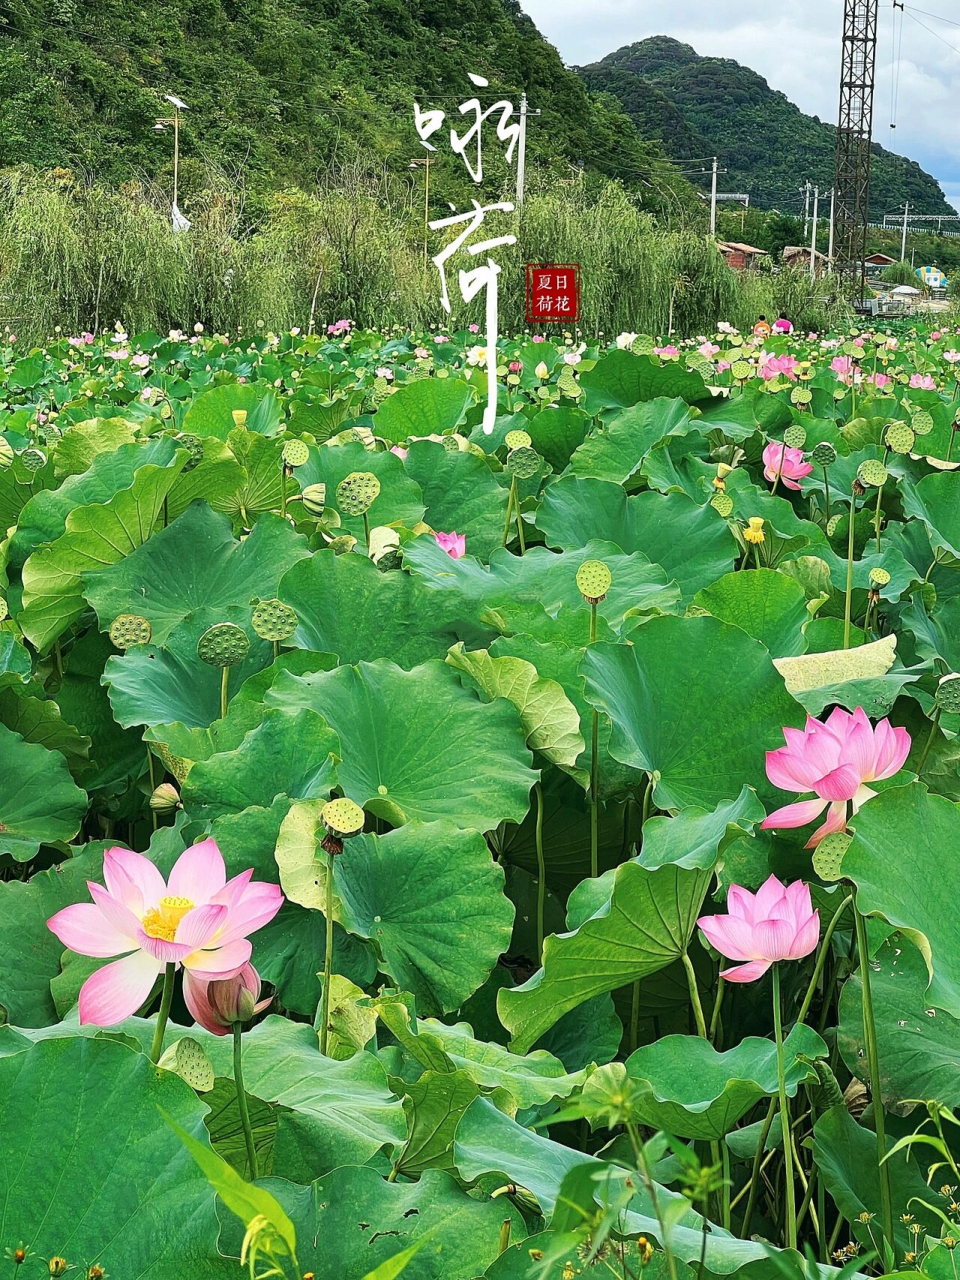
0, 438, 14, 468
868, 567, 891, 588
811, 441, 838, 467
336, 471, 380, 515
833, 386, 847, 402
231, 409, 248, 429
175, 433, 205, 471
301, 482, 327, 516
884, 422, 915, 454
504, 429, 532, 451
576, 559, 612, 602
557, 365, 582, 397
197, 622, 250, 667
710, 492, 734, 517
321, 797, 365, 838
441, 433, 462, 453
20, 448, 46, 472
157, 1035, 214, 1091
282, 438, 310, 468
790, 386, 813, 406
150, 782, 181, 814
783, 424, 807, 449
327, 533, 357, 554
826, 514, 844, 539
812, 831, 852, 882
936, 675, 960, 716
857, 458, 888, 488
376, 548, 403, 572
251, 598, 298, 642
0, 597, 7, 623
731, 360, 752, 381
109, 613, 152, 649
911, 409, 935, 436
506, 445, 540, 479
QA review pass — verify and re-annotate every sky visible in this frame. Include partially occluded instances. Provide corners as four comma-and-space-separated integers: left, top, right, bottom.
521, 0, 960, 214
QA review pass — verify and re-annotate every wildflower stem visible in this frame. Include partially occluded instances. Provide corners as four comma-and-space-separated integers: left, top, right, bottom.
319, 848, 335, 1056
220, 666, 230, 720
502, 478, 516, 549
772, 963, 798, 1251
624, 1120, 679, 1280
852, 888, 896, 1264
534, 780, 545, 963
681, 949, 708, 1039
843, 492, 857, 650
589, 600, 599, 881
916, 709, 942, 777
233, 1021, 259, 1180
149, 963, 176, 1064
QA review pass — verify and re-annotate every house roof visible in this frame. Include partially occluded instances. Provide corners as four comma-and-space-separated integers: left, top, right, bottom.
717, 241, 768, 255
783, 245, 828, 261
865, 252, 896, 264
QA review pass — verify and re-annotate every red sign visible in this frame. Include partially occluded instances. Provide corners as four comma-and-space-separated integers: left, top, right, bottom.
525, 263, 581, 323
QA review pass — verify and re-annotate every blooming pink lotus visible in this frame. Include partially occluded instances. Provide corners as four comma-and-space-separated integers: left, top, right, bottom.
910, 373, 936, 391
760, 354, 798, 382
762, 707, 910, 847
184, 962, 272, 1035
762, 441, 813, 491
434, 530, 466, 559
47, 839, 283, 1026
698, 876, 819, 982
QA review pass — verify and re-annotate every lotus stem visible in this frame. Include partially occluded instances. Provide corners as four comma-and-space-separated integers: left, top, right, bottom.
319, 847, 335, 1056
515, 495, 526, 554
497, 1219, 511, 1255
147, 749, 158, 832
772, 963, 797, 1251
534, 780, 546, 963
629, 978, 640, 1054
681, 949, 708, 1040
220, 666, 230, 720
771, 441, 787, 495
843, 491, 857, 649
874, 482, 884, 555
589, 600, 599, 880
797, 893, 853, 1025
502, 478, 516, 549
916, 709, 941, 777
362, 510, 371, 554
279, 462, 287, 520
822, 467, 831, 521
150, 963, 176, 1065
740, 1098, 776, 1238
233, 1022, 259, 1180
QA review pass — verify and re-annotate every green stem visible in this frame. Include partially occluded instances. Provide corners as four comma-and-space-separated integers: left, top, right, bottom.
642, 773, 653, 826
279, 464, 287, 519
629, 978, 640, 1054
515, 487, 526, 554
319, 848, 335, 1055
681, 949, 708, 1040
150, 963, 176, 1065
772, 964, 798, 1251
721, 1143, 731, 1231
916, 708, 942, 777
624, 1121, 679, 1280
53, 640, 63, 681
874, 474, 886, 555
853, 888, 896, 1264
771, 441, 787, 495
147, 749, 158, 832
797, 893, 853, 1025
501, 479, 515, 549
752, 541, 761, 570
362, 510, 371, 555
233, 1022, 259, 1180
534, 780, 545, 963
740, 1099, 776, 1239
220, 665, 230, 720
709, 977, 725, 1044
497, 1218, 511, 1255
822, 467, 831, 521
843, 491, 857, 650
589, 600, 599, 881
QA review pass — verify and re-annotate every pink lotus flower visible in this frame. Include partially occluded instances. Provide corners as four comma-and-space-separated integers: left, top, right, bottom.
434, 530, 466, 559
698, 341, 720, 358
508, 360, 522, 373
698, 876, 819, 982
654, 344, 680, 359
762, 441, 813, 490
910, 373, 936, 390
390, 445, 408, 460
831, 355, 855, 382
184, 962, 272, 1035
760, 354, 798, 382
866, 372, 892, 389
47, 839, 283, 1026
762, 707, 910, 847
468, 323, 480, 333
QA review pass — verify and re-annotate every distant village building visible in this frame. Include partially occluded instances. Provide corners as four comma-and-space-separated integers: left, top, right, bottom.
716, 241, 767, 271
864, 252, 896, 277
782, 245, 829, 277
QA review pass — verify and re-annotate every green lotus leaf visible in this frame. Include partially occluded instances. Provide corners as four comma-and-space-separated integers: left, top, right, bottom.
567, 396, 697, 483
523, 404, 590, 472
295, 440, 425, 540
578, 350, 709, 413
218, 427, 287, 522
163, 439, 247, 523
55, 631, 144, 795
638, 789, 767, 870
182, 381, 282, 438
901, 470, 960, 558
692, 568, 809, 657
394, 1069, 481, 1177
0, 450, 54, 536
0, 1037, 232, 1276
52, 416, 138, 479
267, 659, 535, 830
583, 616, 804, 811
85, 504, 309, 646
0, 721, 87, 861
0, 684, 91, 781
278, 804, 513, 1014
373, 376, 474, 443
403, 441, 508, 559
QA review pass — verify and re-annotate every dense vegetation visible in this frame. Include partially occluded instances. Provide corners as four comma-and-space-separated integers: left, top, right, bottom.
581, 36, 953, 217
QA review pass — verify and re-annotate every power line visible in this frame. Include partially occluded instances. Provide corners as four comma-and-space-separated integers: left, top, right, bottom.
903, 8, 960, 57
903, 3, 960, 27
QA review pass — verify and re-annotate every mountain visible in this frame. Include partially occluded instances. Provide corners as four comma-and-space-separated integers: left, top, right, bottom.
0, 0, 695, 217
579, 36, 953, 218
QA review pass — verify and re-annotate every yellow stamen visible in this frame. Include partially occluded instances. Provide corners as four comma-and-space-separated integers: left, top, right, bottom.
142, 895, 194, 942
743, 516, 766, 545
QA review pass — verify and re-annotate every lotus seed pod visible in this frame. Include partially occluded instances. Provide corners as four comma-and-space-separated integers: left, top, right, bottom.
0, 438, 14, 468
842, 340, 859, 356
251, 598, 298, 642
936, 675, 960, 716
731, 360, 752, 380
790, 386, 813, 406
868, 567, 891, 588
322, 796, 365, 838
576, 559, 612, 603
504, 429, 532, 451
857, 458, 887, 488
376, 548, 403, 571
301, 482, 327, 516
109, 613, 152, 649
911, 408, 934, 436
20, 448, 46, 472
327, 533, 357, 554
231, 409, 248, 428
336, 471, 380, 515
440, 433, 462, 453
150, 782, 181, 814
197, 622, 250, 667
811, 441, 837, 467
282, 438, 310, 468
174, 432, 205, 471
812, 831, 852, 882
826, 514, 843, 538
884, 422, 915, 454
557, 365, 582, 397
506, 445, 540, 479
157, 1035, 214, 1091
0, 597, 7, 622
710, 492, 734, 517
783, 424, 807, 449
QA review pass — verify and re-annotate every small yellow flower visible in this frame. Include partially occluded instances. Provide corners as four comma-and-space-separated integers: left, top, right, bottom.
743, 517, 765, 544
637, 1236, 654, 1265
901, 1213, 915, 1223
857, 1212, 874, 1223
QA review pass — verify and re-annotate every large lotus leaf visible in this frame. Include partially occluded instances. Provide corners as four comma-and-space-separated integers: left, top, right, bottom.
54, 631, 144, 795
455, 1097, 787, 1275
215, 428, 287, 522
772, 633, 898, 695
278, 549, 467, 667
692, 568, 808, 657
845, 784, 960, 1018
195, 1016, 405, 1169
498, 861, 712, 1052
181, 708, 339, 820
446, 643, 584, 774
0, 1037, 233, 1277
638, 789, 767, 870
901, 470, 960, 558
164, 439, 246, 523
0, 631, 32, 678
838, 937, 960, 1111
0, 721, 87, 861
583, 616, 804, 811
537, 478, 736, 603
402, 441, 508, 559
84, 504, 309, 645
810, 542, 918, 601
297, 441, 425, 540
0, 684, 91, 781
394, 1069, 481, 1177
373, 376, 475, 443
567, 397, 697, 483
904, 593, 960, 672
697, 386, 791, 440
182, 381, 282, 438
267, 659, 535, 830
404, 536, 680, 631
623, 1026, 828, 1140
218, 1166, 519, 1280
578, 350, 710, 413
277, 803, 513, 1014
19, 454, 188, 652
9, 435, 178, 569
0, 451, 54, 535
102, 607, 274, 730
52, 415, 138, 479
524, 404, 590, 472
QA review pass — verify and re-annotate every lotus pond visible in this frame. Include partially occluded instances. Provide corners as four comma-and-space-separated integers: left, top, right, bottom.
3, 319, 960, 1279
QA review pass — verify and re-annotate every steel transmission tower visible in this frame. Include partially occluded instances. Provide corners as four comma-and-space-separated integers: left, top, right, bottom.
834, 0, 879, 300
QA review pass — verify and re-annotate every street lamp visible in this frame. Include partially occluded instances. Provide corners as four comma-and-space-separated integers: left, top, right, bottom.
156, 93, 190, 231
409, 157, 431, 269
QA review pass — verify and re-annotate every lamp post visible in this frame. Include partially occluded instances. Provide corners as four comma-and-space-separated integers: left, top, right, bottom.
156, 93, 190, 231
409, 157, 431, 269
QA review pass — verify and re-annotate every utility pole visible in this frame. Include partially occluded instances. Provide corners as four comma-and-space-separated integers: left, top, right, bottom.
803, 181, 812, 238
809, 185, 820, 279
408, 157, 431, 268
827, 187, 837, 264
158, 93, 190, 232
710, 157, 719, 236
515, 93, 540, 207
901, 201, 910, 262
834, 0, 879, 300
